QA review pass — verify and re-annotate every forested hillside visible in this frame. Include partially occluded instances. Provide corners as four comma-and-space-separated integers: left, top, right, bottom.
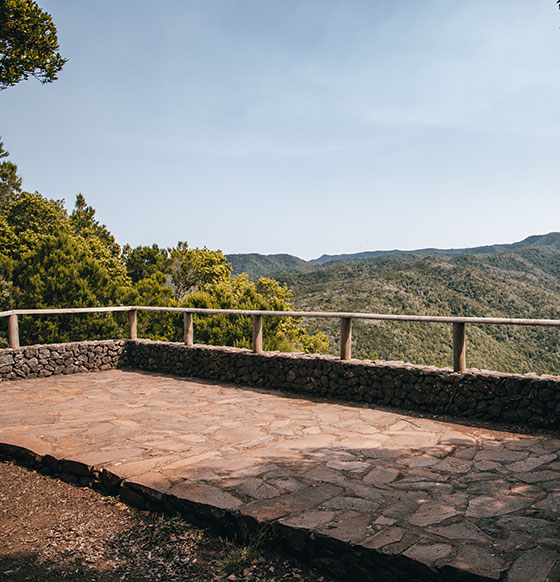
278, 250, 560, 375
226, 253, 311, 279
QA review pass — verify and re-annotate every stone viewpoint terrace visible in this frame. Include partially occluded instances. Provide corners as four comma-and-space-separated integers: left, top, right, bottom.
1, 306, 560, 581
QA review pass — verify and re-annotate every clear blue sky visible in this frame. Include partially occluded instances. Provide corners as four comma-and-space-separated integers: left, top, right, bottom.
1, 1, 559, 259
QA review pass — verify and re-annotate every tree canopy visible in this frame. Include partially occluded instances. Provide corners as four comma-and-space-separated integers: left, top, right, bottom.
0, 0, 66, 89
0, 140, 21, 207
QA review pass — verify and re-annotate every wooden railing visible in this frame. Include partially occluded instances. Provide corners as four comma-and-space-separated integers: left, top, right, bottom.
1, 306, 560, 373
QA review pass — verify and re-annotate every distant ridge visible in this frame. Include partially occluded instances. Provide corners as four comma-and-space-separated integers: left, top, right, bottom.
310, 232, 560, 265
226, 232, 560, 278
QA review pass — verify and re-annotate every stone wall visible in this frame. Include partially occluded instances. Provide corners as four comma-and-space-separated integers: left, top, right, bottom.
0, 340, 125, 381
122, 340, 560, 430
1, 338, 559, 430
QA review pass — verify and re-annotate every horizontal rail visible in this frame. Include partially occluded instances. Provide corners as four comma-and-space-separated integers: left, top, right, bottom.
1, 306, 559, 327
1, 306, 559, 373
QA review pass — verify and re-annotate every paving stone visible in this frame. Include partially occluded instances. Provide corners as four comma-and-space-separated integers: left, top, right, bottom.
344, 481, 385, 501
535, 493, 560, 514
497, 531, 534, 553
373, 516, 397, 526
360, 527, 407, 550
127, 471, 173, 494
223, 477, 279, 500
454, 446, 477, 460
474, 460, 502, 472
507, 547, 560, 582
449, 544, 506, 580
242, 484, 343, 521
466, 495, 531, 518
318, 512, 373, 543
169, 482, 243, 510
270, 477, 308, 493
408, 503, 460, 527
391, 480, 453, 492
70, 448, 147, 469
158, 451, 221, 470
508, 454, 558, 474
426, 520, 492, 542
362, 466, 400, 486
400, 454, 440, 468
434, 458, 472, 474
509, 484, 544, 497
383, 432, 440, 449
403, 542, 453, 566
514, 471, 560, 484
496, 516, 558, 536
408, 467, 449, 481
440, 431, 477, 446
278, 510, 337, 531
464, 478, 512, 495
320, 496, 380, 513
476, 449, 529, 462
302, 466, 348, 485
326, 460, 371, 473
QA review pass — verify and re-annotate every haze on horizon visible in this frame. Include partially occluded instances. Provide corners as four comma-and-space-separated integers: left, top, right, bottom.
1, 1, 559, 260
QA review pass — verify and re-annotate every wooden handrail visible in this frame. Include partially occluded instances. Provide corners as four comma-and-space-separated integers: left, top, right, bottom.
1, 306, 559, 373
1, 306, 559, 327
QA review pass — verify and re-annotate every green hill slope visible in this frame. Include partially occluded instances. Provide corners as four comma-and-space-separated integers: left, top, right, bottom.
226, 253, 311, 279
277, 248, 560, 375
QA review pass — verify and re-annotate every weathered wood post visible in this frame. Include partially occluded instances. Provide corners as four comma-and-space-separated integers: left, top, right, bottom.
453, 322, 466, 372
340, 317, 352, 360
128, 309, 138, 340
8, 313, 19, 349
184, 312, 193, 346
252, 314, 263, 353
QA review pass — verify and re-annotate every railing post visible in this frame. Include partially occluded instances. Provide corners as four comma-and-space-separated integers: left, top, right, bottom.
184, 312, 193, 346
252, 314, 263, 353
8, 313, 19, 349
128, 309, 138, 340
340, 317, 352, 360
453, 322, 466, 372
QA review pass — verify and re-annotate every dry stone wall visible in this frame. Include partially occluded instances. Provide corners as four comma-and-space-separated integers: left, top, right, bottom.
123, 340, 560, 430
0, 340, 125, 380
1, 338, 559, 430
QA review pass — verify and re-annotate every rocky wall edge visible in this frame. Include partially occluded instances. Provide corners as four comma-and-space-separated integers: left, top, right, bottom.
1, 338, 559, 430
0, 340, 126, 381
122, 339, 560, 430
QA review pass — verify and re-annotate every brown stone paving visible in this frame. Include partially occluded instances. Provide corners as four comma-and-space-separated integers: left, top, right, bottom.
1, 369, 560, 581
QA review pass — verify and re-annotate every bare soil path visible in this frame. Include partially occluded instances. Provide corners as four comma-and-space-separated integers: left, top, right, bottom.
0, 460, 332, 581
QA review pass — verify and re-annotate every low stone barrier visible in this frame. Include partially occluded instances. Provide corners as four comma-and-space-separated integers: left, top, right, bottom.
0, 340, 125, 380
123, 340, 560, 430
1, 338, 559, 430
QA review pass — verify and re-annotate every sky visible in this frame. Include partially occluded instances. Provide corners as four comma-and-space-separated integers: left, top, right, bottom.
1, 1, 559, 260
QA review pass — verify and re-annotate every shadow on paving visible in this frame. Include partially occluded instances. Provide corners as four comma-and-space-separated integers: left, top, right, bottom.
117, 439, 560, 582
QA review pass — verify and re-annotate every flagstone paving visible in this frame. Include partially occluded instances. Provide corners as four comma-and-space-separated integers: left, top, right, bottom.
1, 369, 559, 581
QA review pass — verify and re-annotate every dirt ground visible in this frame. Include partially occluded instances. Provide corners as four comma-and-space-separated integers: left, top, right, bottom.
0, 461, 334, 582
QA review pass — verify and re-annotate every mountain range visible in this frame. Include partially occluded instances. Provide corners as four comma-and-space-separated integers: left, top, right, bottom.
226, 232, 560, 278
227, 233, 560, 375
